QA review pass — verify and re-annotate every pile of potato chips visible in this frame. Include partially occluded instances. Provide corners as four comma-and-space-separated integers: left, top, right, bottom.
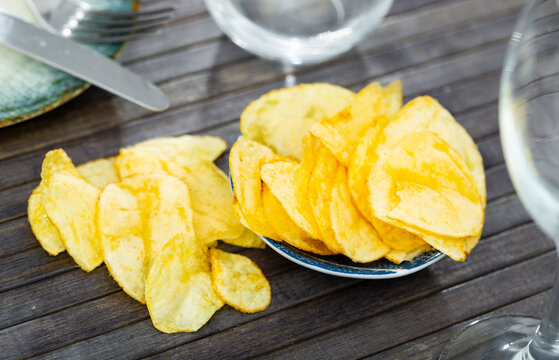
28, 136, 271, 333
234, 81, 486, 264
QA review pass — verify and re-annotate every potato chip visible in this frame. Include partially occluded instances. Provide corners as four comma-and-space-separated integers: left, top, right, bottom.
229, 138, 279, 239
44, 172, 102, 272
126, 135, 227, 165
385, 244, 433, 265
221, 227, 266, 249
370, 216, 428, 252
379, 96, 486, 205
210, 248, 271, 313
260, 159, 320, 239
310, 80, 402, 166
27, 184, 65, 256
146, 233, 223, 333
98, 174, 195, 302
370, 131, 483, 248
77, 157, 119, 189
241, 83, 355, 160
40, 148, 81, 179
261, 183, 333, 255
329, 166, 390, 262
308, 145, 343, 254
116, 149, 246, 246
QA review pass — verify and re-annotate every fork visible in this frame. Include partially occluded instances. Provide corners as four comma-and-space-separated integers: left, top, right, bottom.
25, 0, 175, 43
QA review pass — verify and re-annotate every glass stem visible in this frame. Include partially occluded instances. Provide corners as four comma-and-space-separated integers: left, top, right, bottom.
525, 256, 559, 359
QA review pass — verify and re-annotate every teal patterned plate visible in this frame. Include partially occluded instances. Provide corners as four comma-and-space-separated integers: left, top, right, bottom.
0, 0, 136, 127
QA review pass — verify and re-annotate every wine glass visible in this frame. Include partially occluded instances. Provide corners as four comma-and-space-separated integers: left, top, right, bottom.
440, 0, 559, 358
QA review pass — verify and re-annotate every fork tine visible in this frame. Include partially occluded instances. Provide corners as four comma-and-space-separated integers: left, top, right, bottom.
78, 6, 176, 20
72, 21, 166, 34
73, 14, 172, 27
68, 31, 162, 43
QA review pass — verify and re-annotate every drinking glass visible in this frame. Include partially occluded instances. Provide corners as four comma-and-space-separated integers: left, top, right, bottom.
440, 0, 559, 358
204, 0, 393, 66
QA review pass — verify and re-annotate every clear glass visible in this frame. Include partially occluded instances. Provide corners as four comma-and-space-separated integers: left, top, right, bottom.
204, 0, 393, 65
441, 0, 559, 358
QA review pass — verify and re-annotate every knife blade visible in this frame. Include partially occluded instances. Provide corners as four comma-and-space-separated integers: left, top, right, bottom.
0, 11, 169, 111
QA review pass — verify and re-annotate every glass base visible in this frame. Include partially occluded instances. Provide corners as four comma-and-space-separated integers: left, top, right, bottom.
439, 315, 541, 360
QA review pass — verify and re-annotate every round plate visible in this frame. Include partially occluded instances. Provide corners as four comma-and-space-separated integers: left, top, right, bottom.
0, 0, 137, 128
229, 172, 444, 279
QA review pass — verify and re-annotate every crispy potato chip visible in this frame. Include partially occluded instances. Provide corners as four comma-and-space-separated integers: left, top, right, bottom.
380, 96, 486, 205
127, 135, 227, 165
40, 148, 81, 179
260, 159, 320, 239
146, 233, 223, 333
230, 138, 279, 239
116, 149, 246, 245
241, 83, 355, 160
370, 217, 428, 252
98, 174, 195, 302
385, 244, 433, 265
97, 183, 145, 302
221, 227, 266, 249
370, 131, 484, 253
310, 80, 402, 166
210, 248, 271, 313
330, 166, 390, 262
261, 183, 333, 255
44, 172, 102, 271
77, 157, 119, 189
28, 184, 65, 256
308, 145, 343, 254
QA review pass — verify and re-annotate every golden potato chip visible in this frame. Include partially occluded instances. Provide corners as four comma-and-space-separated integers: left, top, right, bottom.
76, 157, 119, 189
385, 244, 433, 265
261, 183, 333, 255
27, 184, 65, 256
310, 80, 402, 166
97, 183, 146, 302
221, 227, 266, 249
241, 83, 355, 160
44, 172, 102, 272
260, 159, 320, 239
308, 145, 343, 254
126, 135, 227, 165
370, 131, 483, 245
146, 233, 223, 333
209, 248, 271, 313
98, 173, 195, 302
329, 166, 390, 263
379, 96, 486, 205
116, 149, 246, 245
40, 148, 81, 179
229, 138, 279, 239
370, 217, 428, 252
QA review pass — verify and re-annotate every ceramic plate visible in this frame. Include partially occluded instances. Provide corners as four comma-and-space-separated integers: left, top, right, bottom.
0, 0, 136, 127
229, 172, 443, 279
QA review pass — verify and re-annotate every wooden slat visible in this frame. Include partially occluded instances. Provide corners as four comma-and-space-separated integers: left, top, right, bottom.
253, 253, 555, 360
0, 0, 521, 163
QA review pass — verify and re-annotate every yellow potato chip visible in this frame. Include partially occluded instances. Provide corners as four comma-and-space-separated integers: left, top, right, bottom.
370, 131, 484, 254
146, 233, 223, 333
384, 244, 433, 265
370, 217, 428, 252
241, 83, 355, 160
27, 184, 65, 256
98, 173, 196, 302
229, 138, 279, 239
261, 183, 333, 255
116, 149, 246, 245
210, 248, 271, 313
310, 80, 402, 166
40, 148, 81, 179
44, 172, 102, 272
379, 96, 486, 206
260, 159, 320, 239
77, 157, 119, 189
126, 135, 227, 165
221, 227, 266, 249
308, 145, 343, 254
330, 166, 390, 263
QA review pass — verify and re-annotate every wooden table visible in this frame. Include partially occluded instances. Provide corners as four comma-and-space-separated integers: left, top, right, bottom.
1, 0, 555, 358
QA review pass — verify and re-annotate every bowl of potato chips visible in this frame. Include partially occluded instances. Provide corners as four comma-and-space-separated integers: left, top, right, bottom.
230, 81, 486, 278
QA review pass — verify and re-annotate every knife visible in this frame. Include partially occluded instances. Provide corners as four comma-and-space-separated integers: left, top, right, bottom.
0, 11, 169, 112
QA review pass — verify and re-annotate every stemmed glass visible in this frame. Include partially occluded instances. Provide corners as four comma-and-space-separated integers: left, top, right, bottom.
440, 0, 559, 358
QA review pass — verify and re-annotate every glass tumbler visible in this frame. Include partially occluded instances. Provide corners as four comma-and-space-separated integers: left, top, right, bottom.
204, 0, 393, 66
